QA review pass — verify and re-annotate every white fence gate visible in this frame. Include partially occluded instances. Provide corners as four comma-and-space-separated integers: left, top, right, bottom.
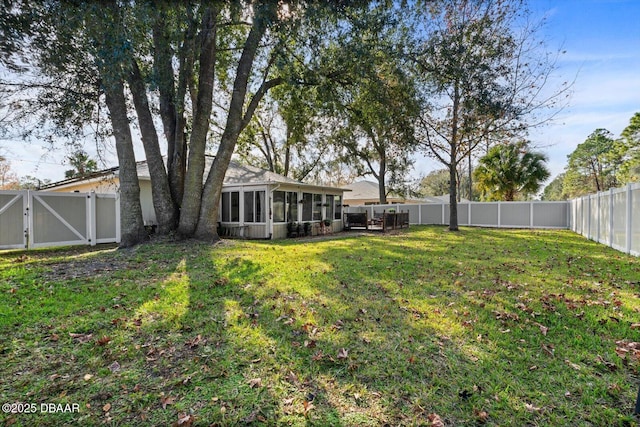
0, 190, 120, 250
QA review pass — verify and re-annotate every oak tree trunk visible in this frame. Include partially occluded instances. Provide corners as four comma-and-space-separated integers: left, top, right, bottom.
177, 6, 219, 237
128, 59, 177, 233
103, 78, 148, 247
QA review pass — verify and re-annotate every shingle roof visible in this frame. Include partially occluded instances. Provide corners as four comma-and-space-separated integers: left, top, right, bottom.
43, 156, 324, 189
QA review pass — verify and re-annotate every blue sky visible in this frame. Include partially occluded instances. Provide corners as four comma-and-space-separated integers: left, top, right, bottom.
527, 0, 640, 178
4, 0, 640, 187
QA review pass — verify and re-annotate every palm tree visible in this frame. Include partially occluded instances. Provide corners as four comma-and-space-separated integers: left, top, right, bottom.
474, 141, 550, 201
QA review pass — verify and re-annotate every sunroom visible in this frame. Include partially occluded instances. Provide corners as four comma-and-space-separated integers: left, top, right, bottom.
219, 183, 345, 239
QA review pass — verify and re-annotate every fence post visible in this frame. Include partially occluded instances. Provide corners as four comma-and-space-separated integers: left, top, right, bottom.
115, 193, 122, 244
530, 202, 534, 228
23, 190, 30, 250
595, 192, 599, 242
586, 196, 592, 240
88, 192, 97, 246
441, 203, 445, 225
27, 190, 34, 249
626, 184, 632, 254
609, 189, 614, 248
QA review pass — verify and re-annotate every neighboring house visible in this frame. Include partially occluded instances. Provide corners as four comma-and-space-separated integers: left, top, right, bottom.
421, 195, 469, 203
41, 157, 346, 239
341, 180, 418, 206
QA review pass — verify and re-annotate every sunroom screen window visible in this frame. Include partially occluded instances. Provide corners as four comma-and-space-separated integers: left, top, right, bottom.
222, 192, 230, 222
302, 193, 313, 221
313, 194, 322, 221
326, 195, 334, 222
244, 191, 266, 223
273, 191, 285, 223
231, 192, 240, 222
287, 192, 298, 222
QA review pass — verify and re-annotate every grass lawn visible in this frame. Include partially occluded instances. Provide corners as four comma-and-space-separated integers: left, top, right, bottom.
1, 226, 640, 426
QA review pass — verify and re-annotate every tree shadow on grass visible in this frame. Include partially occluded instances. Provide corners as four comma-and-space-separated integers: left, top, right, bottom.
185, 229, 640, 426
4, 231, 638, 426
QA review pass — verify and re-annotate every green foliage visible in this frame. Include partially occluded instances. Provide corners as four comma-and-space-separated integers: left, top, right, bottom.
0, 156, 19, 189
64, 150, 98, 179
415, 0, 565, 226
541, 173, 566, 201
563, 129, 619, 198
474, 141, 550, 201
618, 112, 640, 183
419, 169, 450, 196
1, 228, 640, 425
311, 3, 420, 201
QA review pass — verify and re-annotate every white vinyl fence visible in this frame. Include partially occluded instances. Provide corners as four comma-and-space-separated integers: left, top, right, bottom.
345, 200, 570, 229
570, 183, 640, 256
0, 190, 120, 250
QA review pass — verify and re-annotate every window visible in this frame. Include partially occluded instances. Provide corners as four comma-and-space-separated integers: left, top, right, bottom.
221, 191, 240, 222
244, 191, 266, 223
302, 193, 313, 221
273, 191, 298, 223
231, 192, 239, 222
287, 192, 298, 222
313, 194, 322, 221
222, 192, 230, 222
334, 195, 342, 220
326, 195, 334, 222
273, 191, 285, 223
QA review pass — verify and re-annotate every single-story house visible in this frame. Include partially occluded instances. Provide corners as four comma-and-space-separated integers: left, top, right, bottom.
341, 180, 421, 206
41, 157, 347, 239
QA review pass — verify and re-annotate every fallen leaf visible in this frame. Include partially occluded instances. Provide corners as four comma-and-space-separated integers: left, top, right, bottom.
525, 403, 541, 412
96, 336, 111, 346
83, 373, 93, 381
302, 400, 314, 416
474, 409, 489, 423
109, 361, 121, 373
173, 413, 195, 427
337, 348, 349, 359
69, 332, 93, 343
595, 355, 617, 371
564, 359, 581, 370
285, 371, 299, 384
248, 378, 263, 388
185, 335, 205, 349
102, 403, 111, 412
631, 323, 640, 330
311, 350, 324, 361
243, 408, 266, 423
537, 324, 548, 336
161, 394, 176, 409
428, 413, 445, 427
304, 340, 317, 348
541, 343, 554, 357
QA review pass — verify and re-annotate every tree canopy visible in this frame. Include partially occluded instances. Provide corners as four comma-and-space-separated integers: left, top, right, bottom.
414, 0, 567, 229
1, 1, 572, 241
474, 141, 550, 201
